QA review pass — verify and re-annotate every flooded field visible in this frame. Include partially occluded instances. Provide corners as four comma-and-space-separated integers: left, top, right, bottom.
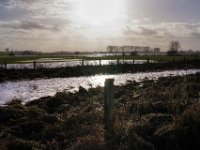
0, 69, 199, 105
0, 59, 155, 69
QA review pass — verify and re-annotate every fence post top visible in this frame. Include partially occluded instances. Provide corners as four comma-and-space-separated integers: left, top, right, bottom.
105, 78, 114, 84
105, 78, 114, 81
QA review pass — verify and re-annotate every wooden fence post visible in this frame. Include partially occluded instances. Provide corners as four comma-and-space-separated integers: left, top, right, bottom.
104, 79, 115, 147
82, 59, 84, 67
147, 57, 150, 64
4, 61, 7, 70
33, 61, 36, 70
183, 56, 186, 63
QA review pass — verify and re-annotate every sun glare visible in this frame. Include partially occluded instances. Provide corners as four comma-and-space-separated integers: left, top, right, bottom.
73, 0, 123, 24
91, 75, 114, 87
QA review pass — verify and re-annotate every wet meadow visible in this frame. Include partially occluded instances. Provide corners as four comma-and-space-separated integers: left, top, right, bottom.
1, 55, 200, 149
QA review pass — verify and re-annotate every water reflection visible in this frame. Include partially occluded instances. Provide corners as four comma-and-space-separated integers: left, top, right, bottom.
2, 59, 156, 69
0, 69, 199, 105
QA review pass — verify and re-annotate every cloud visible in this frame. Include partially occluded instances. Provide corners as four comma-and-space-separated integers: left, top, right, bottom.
0, 0, 200, 51
0, 21, 61, 31
123, 26, 138, 35
0, 0, 8, 5
123, 22, 200, 38
1, 0, 72, 20
0, 0, 13, 7
12, 0, 42, 3
4, 21, 47, 30
123, 26, 157, 36
191, 32, 200, 38
139, 27, 158, 35
121, 22, 200, 51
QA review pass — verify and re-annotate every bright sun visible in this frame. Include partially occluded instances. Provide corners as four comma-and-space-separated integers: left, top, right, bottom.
73, 0, 123, 24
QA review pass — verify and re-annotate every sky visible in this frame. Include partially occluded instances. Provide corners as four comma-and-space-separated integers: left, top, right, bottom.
0, 0, 200, 52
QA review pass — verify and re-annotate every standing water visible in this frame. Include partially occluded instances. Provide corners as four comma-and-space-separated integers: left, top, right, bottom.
1, 59, 156, 69
0, 69, 199, 105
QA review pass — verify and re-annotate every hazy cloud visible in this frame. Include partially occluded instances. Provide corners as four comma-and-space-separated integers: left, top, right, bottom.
123, 26, 157, 36
0, 0, 8, 5
191, 32, 200, 38
123, 22, 200, 38
139, 27, 158, 35
1, 21, 62, 31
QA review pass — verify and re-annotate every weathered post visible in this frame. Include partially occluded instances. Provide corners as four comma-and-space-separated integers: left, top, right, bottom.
117, 59, 119, 65
4, 61, 7, 70
147, 57, 150, 64
104, 78, 115, 147
33, 61, 36, 70
82, 59, 84, 67
99, 59, 101, 66
183, 56, 186, 63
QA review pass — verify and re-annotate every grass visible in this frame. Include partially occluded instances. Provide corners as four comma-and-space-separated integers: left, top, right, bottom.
0, 51, 6, 56
1, 73, 200, 149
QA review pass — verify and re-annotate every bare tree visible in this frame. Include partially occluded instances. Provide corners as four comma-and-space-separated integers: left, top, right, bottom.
167, 41, 181, 56
5, 48, 9, 54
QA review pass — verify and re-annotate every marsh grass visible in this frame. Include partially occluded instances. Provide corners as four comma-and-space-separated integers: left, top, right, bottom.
1, 73, 200, 149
